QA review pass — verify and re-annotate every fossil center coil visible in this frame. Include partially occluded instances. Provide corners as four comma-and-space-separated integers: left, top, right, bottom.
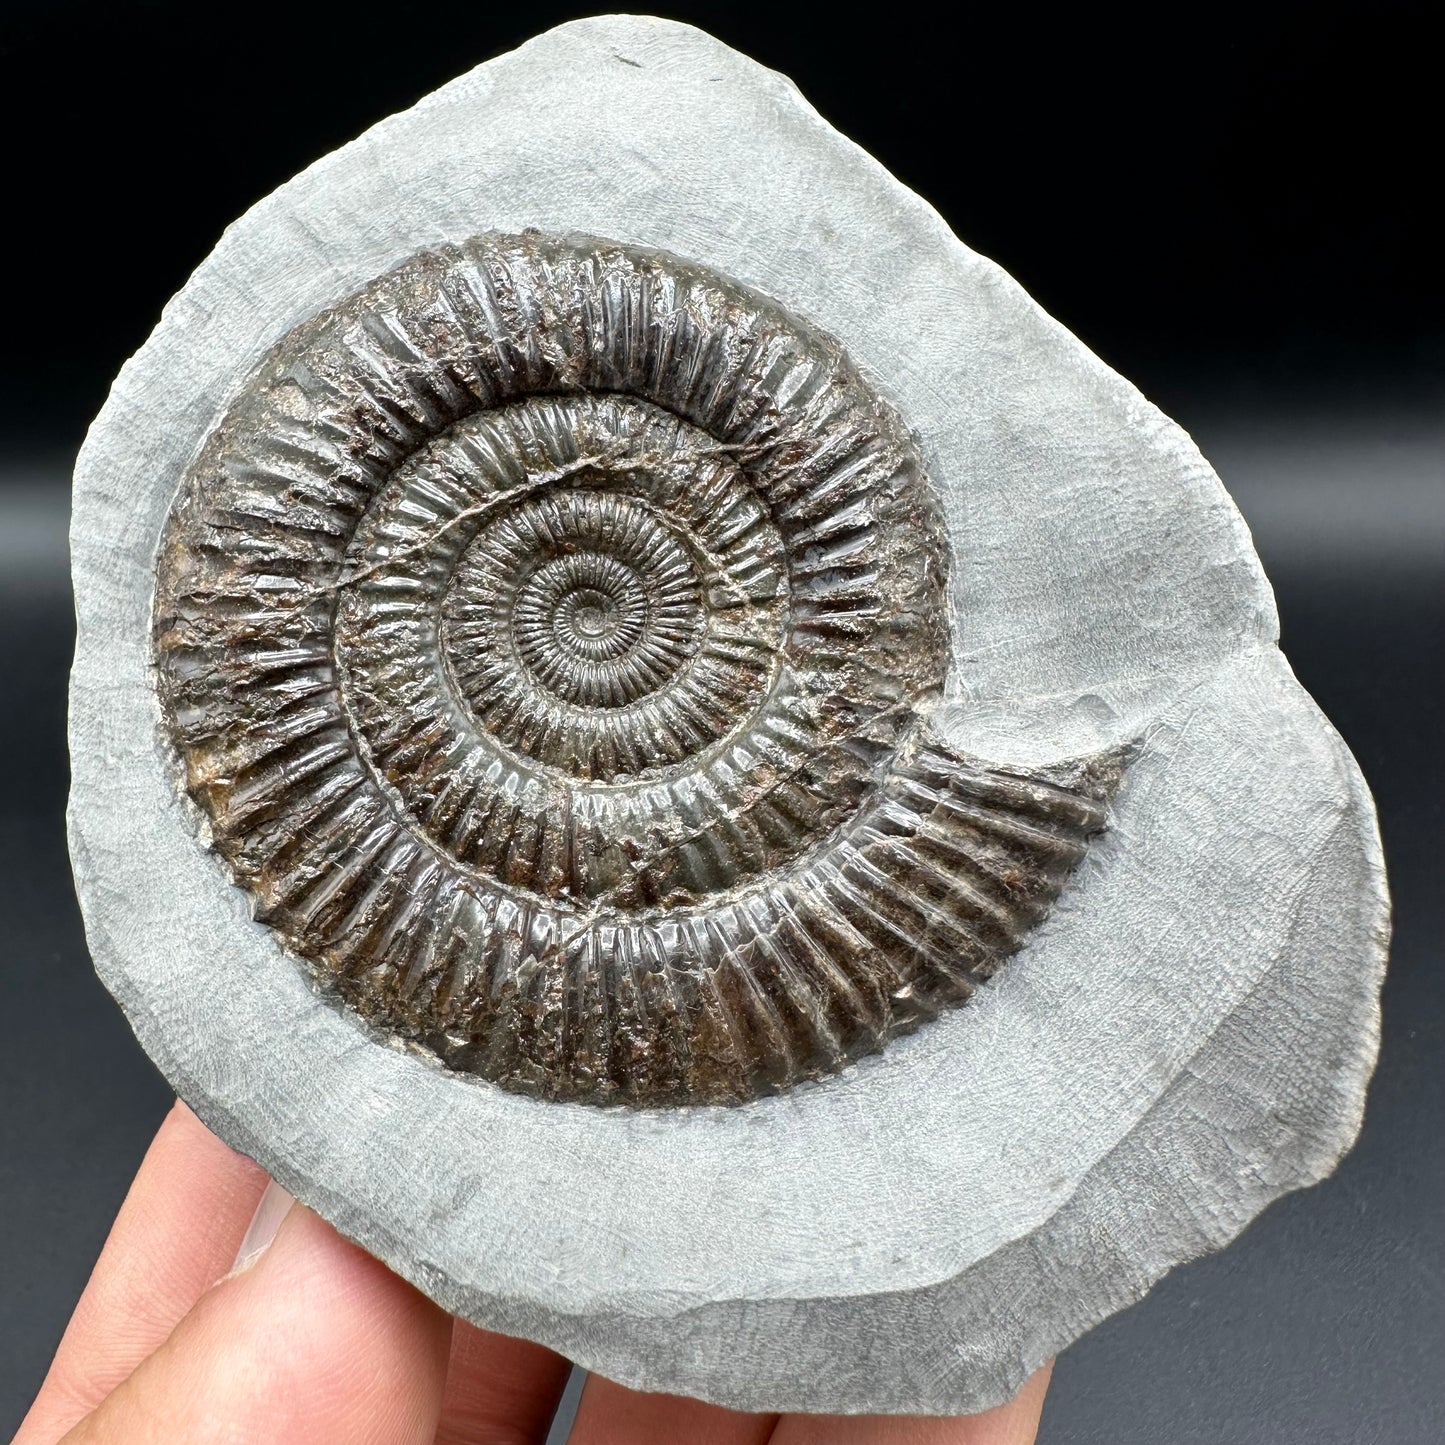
152, 231, 1122, 1106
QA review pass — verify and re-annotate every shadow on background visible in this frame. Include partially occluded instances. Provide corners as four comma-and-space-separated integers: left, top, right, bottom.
0, 2, 1438, 1440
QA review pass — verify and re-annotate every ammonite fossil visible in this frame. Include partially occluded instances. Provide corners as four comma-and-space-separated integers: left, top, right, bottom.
153, 232, 1122, 1106
72, 15, 1387, 1417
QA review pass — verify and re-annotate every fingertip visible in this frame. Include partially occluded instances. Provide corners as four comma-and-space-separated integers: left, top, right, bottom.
61, 1203, 452, 1445
217, 1204, 453, 1420
436, 1320, 572, 1445
17, 1102, 269, 1443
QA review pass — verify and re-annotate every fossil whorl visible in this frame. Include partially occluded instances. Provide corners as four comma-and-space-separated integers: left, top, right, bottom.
152, 231, 1122, 1106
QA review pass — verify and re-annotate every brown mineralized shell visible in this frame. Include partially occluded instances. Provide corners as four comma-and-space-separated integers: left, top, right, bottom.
153, 231, 1122, 1106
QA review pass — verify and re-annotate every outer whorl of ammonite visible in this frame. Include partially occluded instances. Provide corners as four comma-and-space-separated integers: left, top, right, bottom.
153, 231, 1123, 1106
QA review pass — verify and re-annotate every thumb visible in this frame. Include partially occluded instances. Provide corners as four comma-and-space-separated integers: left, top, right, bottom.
58, 1200, 451, 1445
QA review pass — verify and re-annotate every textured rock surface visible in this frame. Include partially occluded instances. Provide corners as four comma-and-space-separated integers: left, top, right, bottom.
68, 15, 1388, 1415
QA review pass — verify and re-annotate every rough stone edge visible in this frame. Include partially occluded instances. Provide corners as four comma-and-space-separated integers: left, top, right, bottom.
170, 677, 1379, 1416
63, 13, 1390, 1412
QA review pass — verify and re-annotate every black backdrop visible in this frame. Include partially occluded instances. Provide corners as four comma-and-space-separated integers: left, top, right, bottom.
0, 0, 1439, 447
1, 3, 1439, 1441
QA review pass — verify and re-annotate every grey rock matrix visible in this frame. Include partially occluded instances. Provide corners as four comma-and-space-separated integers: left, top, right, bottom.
68, 15, 1388, 1415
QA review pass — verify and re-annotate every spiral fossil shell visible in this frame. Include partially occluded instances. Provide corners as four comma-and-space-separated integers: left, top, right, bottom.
153, 231, 1122, 1106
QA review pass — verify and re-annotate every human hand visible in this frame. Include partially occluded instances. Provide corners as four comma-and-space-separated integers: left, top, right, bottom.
17, 1102, 1051, 1444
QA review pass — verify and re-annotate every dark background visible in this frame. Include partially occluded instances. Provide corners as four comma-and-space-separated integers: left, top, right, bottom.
1, 2, 1439, 1440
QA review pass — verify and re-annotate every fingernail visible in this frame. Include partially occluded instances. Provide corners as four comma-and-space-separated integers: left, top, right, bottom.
230, 1178, 295, 1273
